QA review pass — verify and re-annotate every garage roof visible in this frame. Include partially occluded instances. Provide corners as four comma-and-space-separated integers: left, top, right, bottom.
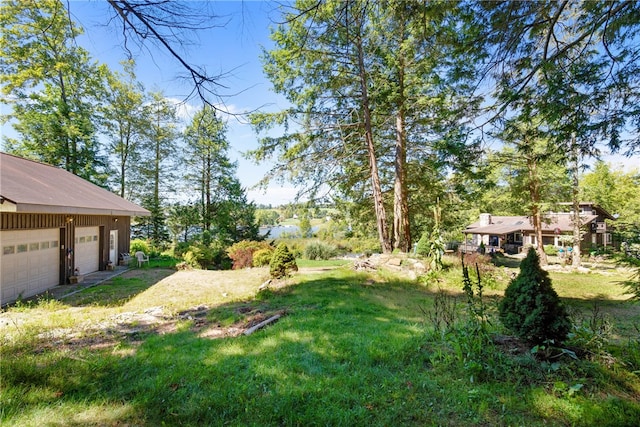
0, 152, 150, 216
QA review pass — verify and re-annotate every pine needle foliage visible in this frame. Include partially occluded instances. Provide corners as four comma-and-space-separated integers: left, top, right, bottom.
269, 243, 298, 279
499, 247, 571, 344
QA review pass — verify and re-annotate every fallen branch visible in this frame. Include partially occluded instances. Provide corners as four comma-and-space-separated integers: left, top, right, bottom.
243, 314, 282, 336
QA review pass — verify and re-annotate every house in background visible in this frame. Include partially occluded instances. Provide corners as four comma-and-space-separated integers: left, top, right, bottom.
0, 152, 149, 305
462, 203, 615, 254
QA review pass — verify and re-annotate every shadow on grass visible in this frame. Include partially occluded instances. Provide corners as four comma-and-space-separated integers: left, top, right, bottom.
3, 273, 640, 426
61, 269, 176, 307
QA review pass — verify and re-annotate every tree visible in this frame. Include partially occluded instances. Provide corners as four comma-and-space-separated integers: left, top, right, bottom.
135, 91, 179, 244
167, 203, 200, 244
101, 60, 148, 198
269, 243, 298, 279
479, 1, 640, 156
499, 247, 572, 345
581, 162, 640, 244
249, 0, 392, 252
493, 119, 572, 265
255, 209, 280, 227
183, 106, 260, 245
183, 106, 232, 233
299, 213, 312, 238
1, 0, 109, 184
251, 0, 481, 253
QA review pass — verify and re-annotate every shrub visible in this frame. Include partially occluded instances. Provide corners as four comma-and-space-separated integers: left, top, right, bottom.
499, 247, 572, 344
544, 245, 559, 255
269, 243, 298, 279
182, 242, 229, 270
227, 240, 272, 269
304, 241, 337, 260
130, 239, 152, 255
253, 248, 274, 267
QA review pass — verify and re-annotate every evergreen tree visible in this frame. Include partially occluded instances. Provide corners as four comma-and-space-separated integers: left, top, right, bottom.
499, 248, 571, 344
269, 243, 298, 279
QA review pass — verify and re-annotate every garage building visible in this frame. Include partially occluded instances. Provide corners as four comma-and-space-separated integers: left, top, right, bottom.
0, 153, 149, 305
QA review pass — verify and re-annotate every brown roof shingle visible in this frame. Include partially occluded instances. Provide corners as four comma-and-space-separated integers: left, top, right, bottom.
464, 214, 598, 235
0, 152, 149, 216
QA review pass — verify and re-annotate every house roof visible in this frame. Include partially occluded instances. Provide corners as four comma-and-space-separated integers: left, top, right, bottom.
0, 152, 149, 216
464, 213, 598, 236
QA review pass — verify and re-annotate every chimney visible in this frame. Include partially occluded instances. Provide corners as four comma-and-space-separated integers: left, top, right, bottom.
479, 213, 492, 227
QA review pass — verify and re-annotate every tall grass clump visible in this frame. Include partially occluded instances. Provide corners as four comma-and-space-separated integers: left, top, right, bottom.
303, 241, 337, 260
424, 255, 507, 384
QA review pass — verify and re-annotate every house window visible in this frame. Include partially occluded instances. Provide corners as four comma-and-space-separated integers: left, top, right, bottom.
17, 244, 27, 253
3, 246, 15, 255
514, 233, 523, 243
606, 233, 612, 244
30, 243, 39, 251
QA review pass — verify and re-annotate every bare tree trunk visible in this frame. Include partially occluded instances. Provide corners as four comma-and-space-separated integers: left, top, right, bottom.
355, 32, 392, 253
393, 53, 411, 252
570, 134, 582, 267
527, 154, 548, 265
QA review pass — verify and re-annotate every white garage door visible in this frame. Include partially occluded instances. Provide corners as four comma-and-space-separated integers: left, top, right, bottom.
75, 227, 99, 275
1, 229, 59, 304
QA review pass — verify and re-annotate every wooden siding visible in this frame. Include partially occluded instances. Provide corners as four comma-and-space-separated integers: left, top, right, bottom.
1, 213, 132, 279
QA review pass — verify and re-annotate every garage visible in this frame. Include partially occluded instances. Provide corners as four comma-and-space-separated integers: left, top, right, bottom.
1, 152, 150, 306
74, 226, 100, 275
1, 229, 60, 303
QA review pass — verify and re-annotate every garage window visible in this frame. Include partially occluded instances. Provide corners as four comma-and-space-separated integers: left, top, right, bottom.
41, 241, 50, 249
3, 246, 14, 255
17, 244, 27, 253
30, 243, 39, 251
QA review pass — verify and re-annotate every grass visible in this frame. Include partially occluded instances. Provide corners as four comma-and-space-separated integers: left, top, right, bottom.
294, 258, 351, 268
1, 261, 639, 426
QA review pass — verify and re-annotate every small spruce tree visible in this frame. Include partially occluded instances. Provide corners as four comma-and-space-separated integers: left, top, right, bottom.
269, 243, 298, 279
499, 247, 571, 344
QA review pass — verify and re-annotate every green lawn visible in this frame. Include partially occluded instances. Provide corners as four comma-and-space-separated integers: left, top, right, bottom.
1, 263, 639, 426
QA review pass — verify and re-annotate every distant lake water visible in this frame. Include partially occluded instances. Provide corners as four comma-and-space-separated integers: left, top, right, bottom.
259, 225, 320, 239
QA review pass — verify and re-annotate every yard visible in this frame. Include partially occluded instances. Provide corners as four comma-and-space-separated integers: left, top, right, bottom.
1, 257, 639, 426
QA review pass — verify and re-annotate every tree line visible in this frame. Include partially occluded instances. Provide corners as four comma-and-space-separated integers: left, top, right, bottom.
2, 0, 639, 260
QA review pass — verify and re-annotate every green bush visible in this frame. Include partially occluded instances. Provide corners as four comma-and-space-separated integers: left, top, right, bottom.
253, 248, 274, 267
269, 243, 298, 279
544, 245, 559, 255
347, 237, 381, 256
304, 241, 337, 260
499, 247, 572, 345
182, 242, 229, 270
130, 239, 152, 255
